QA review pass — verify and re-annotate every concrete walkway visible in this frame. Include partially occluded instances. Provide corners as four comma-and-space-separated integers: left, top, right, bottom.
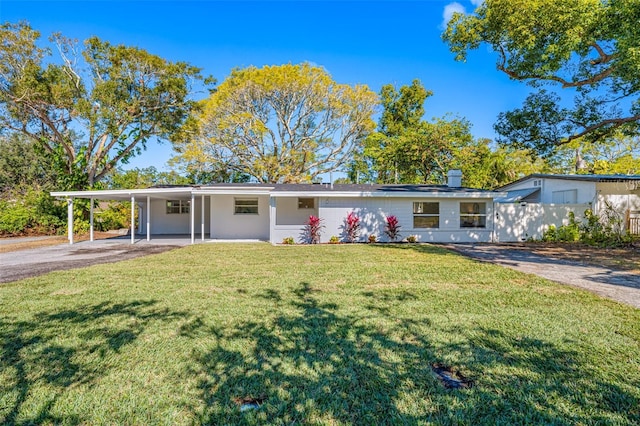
448, 244, 640, 309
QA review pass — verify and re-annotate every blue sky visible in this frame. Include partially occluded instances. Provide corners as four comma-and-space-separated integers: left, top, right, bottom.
1, 0, 532, 172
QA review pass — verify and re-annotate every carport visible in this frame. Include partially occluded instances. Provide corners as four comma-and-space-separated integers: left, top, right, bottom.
51, 187, 208, 245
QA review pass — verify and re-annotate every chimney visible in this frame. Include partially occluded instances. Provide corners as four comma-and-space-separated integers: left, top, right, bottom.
447, 169, 462, 187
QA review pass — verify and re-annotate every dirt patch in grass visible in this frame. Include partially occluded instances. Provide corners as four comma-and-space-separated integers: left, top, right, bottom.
500, 242, 640, 273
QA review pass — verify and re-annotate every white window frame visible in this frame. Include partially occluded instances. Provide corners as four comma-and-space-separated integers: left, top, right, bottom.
460, 202, 487, 228
413, 202, 439, 229
234, 198, 259, 215
166, 200, 190, 214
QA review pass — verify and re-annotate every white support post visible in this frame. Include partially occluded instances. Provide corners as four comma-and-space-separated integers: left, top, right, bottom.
131, 195, 135, 244
67, 198, 74, 245
190, 193, 195, 244
89, 197, 94, 242
146, 196, 151, 241
201, 194, 205, 241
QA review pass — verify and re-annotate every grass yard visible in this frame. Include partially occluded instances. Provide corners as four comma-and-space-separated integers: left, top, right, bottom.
1, 243, 639, 425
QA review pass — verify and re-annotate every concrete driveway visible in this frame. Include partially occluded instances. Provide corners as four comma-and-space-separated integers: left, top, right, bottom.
0, 236, 191, 283
447, 243, 640, 309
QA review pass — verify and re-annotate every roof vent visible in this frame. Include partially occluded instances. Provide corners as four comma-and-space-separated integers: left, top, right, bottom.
447, 169, 462, 187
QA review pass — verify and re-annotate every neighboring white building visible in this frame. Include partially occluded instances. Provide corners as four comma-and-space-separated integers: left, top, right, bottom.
495, 174, 640, 241
51, 170, 506, 244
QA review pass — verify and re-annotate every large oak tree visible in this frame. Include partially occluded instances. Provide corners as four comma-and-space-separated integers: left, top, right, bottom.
172, 63, 377, 183
443, 0, 640, 156
0, 22, 207, 190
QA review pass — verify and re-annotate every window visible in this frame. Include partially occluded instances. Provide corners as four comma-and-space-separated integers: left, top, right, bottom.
234, 198, 259, 214
460, 202, 486, 228
166, 200, 190, 214
298, 197, 315, 209
413, 202, 439, 228
552, 189, 577, 204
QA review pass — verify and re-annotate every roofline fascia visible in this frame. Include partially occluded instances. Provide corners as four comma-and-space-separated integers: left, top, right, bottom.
51, 188, 507, 199
270, 191, 506, 198
194, 188, 274, 195
50, 187, 195, 198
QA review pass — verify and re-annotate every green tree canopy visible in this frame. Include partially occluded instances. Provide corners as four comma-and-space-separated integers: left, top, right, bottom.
0, 22, 208, 190
105, 167, 192, 189
443, 0, 640, 155
0, 133, 58, 196
171, 63, 378, 183
355, 80, 474, 184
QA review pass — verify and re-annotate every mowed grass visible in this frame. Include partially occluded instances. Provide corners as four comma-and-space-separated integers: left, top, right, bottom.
1, 244, 639, 425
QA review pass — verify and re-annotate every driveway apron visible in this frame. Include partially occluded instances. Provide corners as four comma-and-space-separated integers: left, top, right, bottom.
447, 244, 640, 309
1, 238, 187, 283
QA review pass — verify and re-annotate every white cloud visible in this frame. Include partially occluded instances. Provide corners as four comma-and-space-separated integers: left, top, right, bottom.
441, 2, 466, 29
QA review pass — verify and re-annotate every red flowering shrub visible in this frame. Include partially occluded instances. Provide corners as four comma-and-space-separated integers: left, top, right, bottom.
344, 211, 361, 243
304, 215, 323, 244
384, 215, 401, 242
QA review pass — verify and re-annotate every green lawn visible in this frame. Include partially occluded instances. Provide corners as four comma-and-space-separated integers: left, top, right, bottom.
1, 243, 639, 425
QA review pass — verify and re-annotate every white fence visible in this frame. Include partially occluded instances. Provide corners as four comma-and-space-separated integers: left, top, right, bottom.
494, 203, 590, 242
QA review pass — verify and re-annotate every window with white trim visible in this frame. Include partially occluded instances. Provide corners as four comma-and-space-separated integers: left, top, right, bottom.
413, 202, 439, 228
234, 198, 259, 214
460, 202, 486, 228
298, 197, 315, 209
166, 200, 190, 214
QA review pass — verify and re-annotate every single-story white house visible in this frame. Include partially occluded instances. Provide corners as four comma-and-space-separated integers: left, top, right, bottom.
494, 174, 640, 241
51, 170, 508, 244
51, 171, 640, 245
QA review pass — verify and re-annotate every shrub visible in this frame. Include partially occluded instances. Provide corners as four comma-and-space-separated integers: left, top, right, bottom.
406, 235, 418, 243
0, 190, 66, 236
304, 215, 324, 244
329, 235, 340, 244
384, 215, 401, 242
344, 211, 361, 243
542, 212, 580, 242
282, 236, 295, 245
541, 206, 632, 247
368, 234, 377, 243
94, 201, 132, 231
0, 200, 31, 234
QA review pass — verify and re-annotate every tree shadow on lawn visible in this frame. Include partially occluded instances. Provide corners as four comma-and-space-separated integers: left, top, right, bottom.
193, 282, 640, 425
0, 300, 190, 425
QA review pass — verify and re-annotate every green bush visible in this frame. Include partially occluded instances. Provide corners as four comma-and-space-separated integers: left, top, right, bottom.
541, 207, 632, 247
95, 202, 131, 231
0, 190, 66, 235
0, 200, 32, 234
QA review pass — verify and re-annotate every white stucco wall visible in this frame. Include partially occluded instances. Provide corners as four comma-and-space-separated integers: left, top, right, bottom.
495, 203, 589, 242
146, 197, 210, 235
270, 196, 496, 244
275, 197, 318, 225
210, 194, 270, 240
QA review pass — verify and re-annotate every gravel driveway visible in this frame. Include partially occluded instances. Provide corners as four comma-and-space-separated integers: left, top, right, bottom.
447, 243, 640, 309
